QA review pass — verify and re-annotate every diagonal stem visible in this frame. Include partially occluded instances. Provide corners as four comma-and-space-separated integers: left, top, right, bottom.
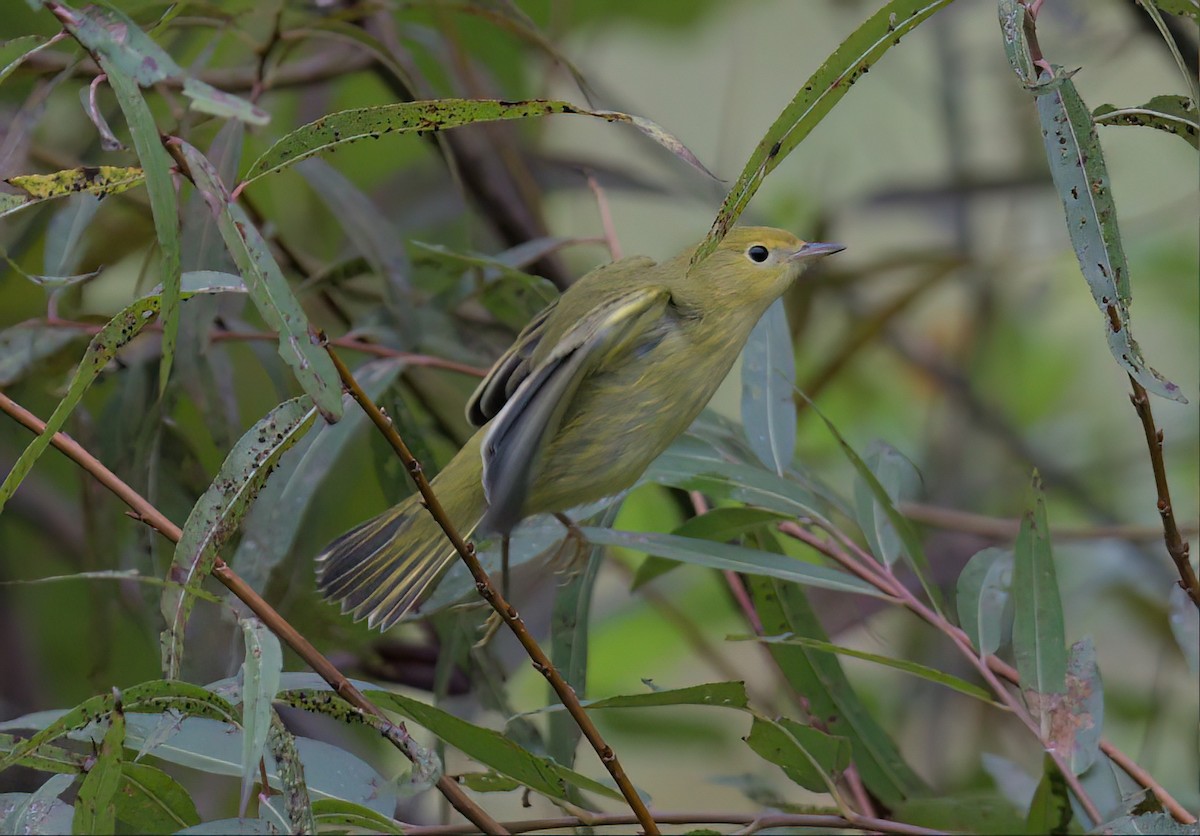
0, 390, 507, 836
326, 344, 660, 836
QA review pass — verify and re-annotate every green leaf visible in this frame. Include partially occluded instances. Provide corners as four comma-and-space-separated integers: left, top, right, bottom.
895, 793, 1027, 835
264, 715, 314, 833
72, 691, 124, 835
99, 65, 182, 395
1034, 75, 1185, 403
1168, 584, 1199, 674
238, 619, 283, 816
159, 398, 318, 678
744, 715, 849, 793
956, 547, 1015, 656
242, 98, 710, 184
1153, 0, 1199, 20
693, 0, 957, 264
633, 507, 787, 589
5, 166, 144, 201
120, 714, 395, 816
298, 159, 411, 302
230, 359, 404, 595
53, 3, 266, 124
455, 773, 522, 794
0, 281, 234, 515
584, 680, 751, 711
0, 35, 49, 86
1134, 1, 1200, 105
1026, 755, 1079, 834
583, 527, 885, 598
310, 799, 404, 834
0, 734, 85, 775
357, 688, 624, 803
644, 450, 831, 521
746, 572, 926, 806
1034, 637, 1105, 776
44, 194, 101, 278
741, 300, 796, 476
0, 774, 75, 835
1099, 812, 1200, 834
729, 634, 993, 703
803, 398, 944, 612
175, 139, 344, 421
853, 441, 921, 569
1093, 96, 1199, 149
1012, 476, 1068, 734
548, 542, 605, 769
176, 818, 276, 834
114, 762, 200, 833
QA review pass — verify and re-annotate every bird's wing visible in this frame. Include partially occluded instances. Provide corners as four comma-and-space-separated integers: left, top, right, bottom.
466, 299, 559, 427
479, 285, 671, 534
465, 255, 657, 427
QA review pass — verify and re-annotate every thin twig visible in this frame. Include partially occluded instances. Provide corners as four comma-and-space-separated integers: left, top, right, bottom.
398, 809, 950, 836
37, 318, 488, 378
325, 345, 659, 836
776, 523, 1111, 827
584, 170, 622, 260
897, 500, 1198, 543
985, 655, 1197, 824
0, 391, 506, 835
1128, 377, 1200, 608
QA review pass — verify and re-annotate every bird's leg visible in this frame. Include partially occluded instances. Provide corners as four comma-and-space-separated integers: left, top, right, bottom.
551, 512, 590, 579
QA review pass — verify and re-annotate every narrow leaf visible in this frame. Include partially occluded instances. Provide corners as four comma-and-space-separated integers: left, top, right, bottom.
310, 799, 404, 835
103, 66, 182, 394
693, 0, 957, 264
1, 166, 144, 220
548, 543, 604, 769
803, 397, 944, 612
583, 527, 885, 598
1093, 95, 1199, 149
0, 281, 229, 513
632, 507, 787, 590
1035, 74, 1185, 402
853, 441, 921, 569
746, 572, 926, 806
114, 762, 200, 833
0, 774, 75, 835
0, 322, 85, 386
741, 300, 796, 476
53, 4, 266, 124
0, 35, 50, 86
1168, 584, 1199, 674
744, 715, 849, 793
238, 619, 283, 816
159, 398, 317, 678
72, 689, 124, 835
176, 139, 343, 420
731, 634, 993, 703
243, 98, 710, 184
583, 681, 750, 711
1026, 754, 1076, 835
358, 689, 623, 803
956, 547, 1015, 656
1012, 476, 1068, 735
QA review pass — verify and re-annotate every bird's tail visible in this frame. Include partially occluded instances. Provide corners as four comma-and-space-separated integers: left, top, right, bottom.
315, 441, 486, 629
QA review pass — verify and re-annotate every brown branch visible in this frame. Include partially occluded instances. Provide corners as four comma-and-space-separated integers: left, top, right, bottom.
18, 47, 375, 93
0, 391, 507, 835
984, 655, 1197, 824
400, 809, 947, 836
777, 518, 1196, 825
1128, 378, 1200, 608
897, 500, 1199, 543
325, 345, 659, 836
37, 318, 488, 378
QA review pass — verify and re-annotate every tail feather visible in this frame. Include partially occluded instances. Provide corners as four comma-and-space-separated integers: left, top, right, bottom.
315, 484, 483, 628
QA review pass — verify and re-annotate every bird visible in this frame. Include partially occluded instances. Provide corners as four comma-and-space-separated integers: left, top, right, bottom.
315, 227, 844, 629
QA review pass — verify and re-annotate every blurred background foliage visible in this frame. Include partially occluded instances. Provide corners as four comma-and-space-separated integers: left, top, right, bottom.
0, 0, 1196, 832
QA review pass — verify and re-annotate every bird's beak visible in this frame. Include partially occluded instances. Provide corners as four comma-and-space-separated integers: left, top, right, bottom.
788, 241, 846, 261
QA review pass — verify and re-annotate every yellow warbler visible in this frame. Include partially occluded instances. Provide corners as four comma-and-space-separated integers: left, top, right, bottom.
316, 227, 844, 628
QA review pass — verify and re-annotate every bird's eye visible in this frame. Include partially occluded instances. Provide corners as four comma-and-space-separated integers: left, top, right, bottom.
747, 245, 770, 263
